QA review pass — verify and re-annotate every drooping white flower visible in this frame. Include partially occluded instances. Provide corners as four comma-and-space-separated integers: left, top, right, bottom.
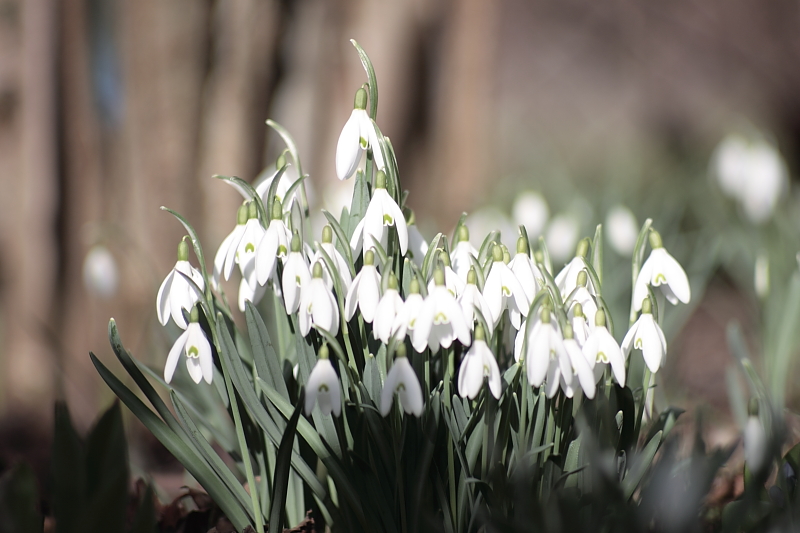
236, 204, 266, 288
304, 345, 341, 416
512, 191, 549, 239
391, 277, 425, 341
545, 213, 580, 264
458, 324, 502, 400
427, 250, 465, 297
336, 88, 385, 180
743, 400, 767, 474
508, 235, 543, 307
633, 230, 690, 311
451, 226, 479, 281
282, 232, 311, 314
373, 272, 404, 344
350, 171, 408, 258
569, 303, 591, 347
313, 225, 353, 292
380, 345, 424, 417
622, 297, 667, 373
157, 240, 205, 330
238, 277, 266, 312
561, 326, 596, 399
256, 198, 292, 286
164, 307, 213, 384
523, 308, 564, 388
458, 267, 494, 330
582, 309, 625, 387
212, 204, 247, 289
344, 249, 382, 323
83, 245, 119, 298
483, 244, 529, 330
555, 238, 593, 297
564, 271, 598, 326
254, 152, 296, 208
412, 268, 471, 352
299, 262, 340, 336
405, 208, 428, 267
605, 205, 638, 256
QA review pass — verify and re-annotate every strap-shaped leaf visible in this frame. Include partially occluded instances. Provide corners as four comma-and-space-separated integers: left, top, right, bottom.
160, 207, 211, 297
213, 175, 268, 228
267, 119, 310, 217
351, 39, 379, 120
270, 392, 304, 533
622, 430, 662, 500
590, 223, 603, 286
245, 301, 288, 399
321, 209, 356, 277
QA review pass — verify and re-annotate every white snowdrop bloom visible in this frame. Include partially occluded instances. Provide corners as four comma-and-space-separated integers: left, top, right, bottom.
336, 88, 385, 181
555, 238, 593, 297
524, 308, 564, 388
282, 233, 311, 314
256, 198, 292, 286
465, 207, 517, 251
427, 250, 465, 297
304, 345, 341, 416
313, 225, 353, 292
451, 226, 478, 281
713, 134, 750, 198
622, 297, 667, 373
743, 400, 767, 474
483, 245, 529, 330
582, 309, 625, 387
565, 271, 598, 326
373, 273, 404, 344
512, 191, 549, 239
508, 235, 543, 306
391, 277, 425, 341
380, 345, 424, 417
561, 326, 596, 399
605, 205, 638, 256
458, 268, 494, 330
458, 325, 501, 400
254, 152, 296, 208
236, 204, 266, 289
344, 249, 382, 323
754, 252, 769, 300
545, 213, 580, 264
212, 205, 247, 289
299, 262, 340, 337
350, 171, 408, 257
412, 268, 471, 352
633, 230, 691, 311
405, 208, 428, 267
157, 240, 205, 330
164, 307, 213, 385
238, 276, 266, 312
83, 245, 119, 298
569, 303, 591, 347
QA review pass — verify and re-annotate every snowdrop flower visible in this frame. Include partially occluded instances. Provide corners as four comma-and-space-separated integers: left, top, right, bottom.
545, 213, 580, 264
508, 235, 543, 306
350, 171, 408, 257
569, 303, 591, 347
633, 230, 691, 311
391, 276, 425, 341
238, 275, 267, 312
373, 272, 404, 344
451, 226, 478, 281
582, 309, 625, 387
212, 204, 247, 289
565, 271, 597, 326
313, 225, 353, 292
236, 203, 266, 288
304, 345, 341, 416
164, 306, 213, 385
282, 232, 311, 314
561, 325, 596, 399
336, 87, 385, 181
83, 245, 119, 298
513, 191, 549, 239
427, 250, 465, 297
458, 267, 494, 330
412, 268, 471, 352
743, 399, 767, 474
157, 239, 205, 330
622, 297, 667, 373
344, 249, 381, 323
483, 245, 529, 330
254, 152, 293, 207
299, 262, 340, 336
555, 238, 593, 297
524, 308, 564, 388
405, 208, 428, 267
380, 344, 423, 416
458, 324, 502, 400
605, 205, 638, 256
256, 198, 291, 287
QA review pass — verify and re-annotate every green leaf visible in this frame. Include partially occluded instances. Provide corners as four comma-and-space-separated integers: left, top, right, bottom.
350, 169, 371, 236
322, 209, 357, 277
351, 39, 379, 120
53, 402, 86, 533
0, 462, 43, 533
159, 207, 211, 293
266, 119, 310, 218
84, 402, 128, 533
245, 301, 289, 399
213, 175, 268, 228
591, 223, 603, 286
270, 392, 304, 533
264, 164, 291, 228
128, 484, 157, 533
622, 430, 662, 500
421, 233, 443, 282
450, 213, 468, 250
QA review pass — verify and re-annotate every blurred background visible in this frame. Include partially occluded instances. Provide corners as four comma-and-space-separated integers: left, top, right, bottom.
1, 0, 800, 456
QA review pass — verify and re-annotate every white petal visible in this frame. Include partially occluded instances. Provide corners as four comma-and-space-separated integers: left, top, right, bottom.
336, 110, 363, 181
357, 268, 381, 323
658, 249, 691, 304
412, 298, 435, 353
165, 329, 189, 383
633, 256, 655, 311
187, 323, 213, 384
484, 349, 502, 399
528, 327, 551, 387
349, 217, 366, 257
365, 115, 386, 170
186, 356, 204, 384
392, 358, 423, 416
600, 329, 625, 387
224, 225, 245, 281
213, 230, 237, 289
156, 269, 175, 326
621, 321, 639, 356
256, 227, 279, 286
344, 271, 362, 321
458, 352, 483, 400
282, 253, 310, 314
483, 268, 504, 329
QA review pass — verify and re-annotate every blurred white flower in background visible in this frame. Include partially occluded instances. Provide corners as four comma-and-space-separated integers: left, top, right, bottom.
712, 134, 788, 224
83, 245, 119, 298
605, 205, 638, 256
465, 207, 517, 251
512, 191, 549, 239
545, 213, 580, 264
754, 252, 769, 300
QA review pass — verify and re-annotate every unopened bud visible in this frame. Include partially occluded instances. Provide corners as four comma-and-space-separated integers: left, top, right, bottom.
492, 244, 503, 262
648, 229, 664, 250
595, 309, 606, 328
354, 88, 368, 110
271, 198, 283, 220
322, 225, 333, 244
364, 250, 375, 266
319, 343, 330, 360
576, 238, 590, 259
178, 239, 190, 262
467, 267, 477, 285
517, 235, 529, 255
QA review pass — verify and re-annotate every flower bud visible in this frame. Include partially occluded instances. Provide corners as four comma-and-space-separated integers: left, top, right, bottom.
364, 249, 375, 266
312, 261, 324, 278
354, 87, 368, 110
271, 198, 283, 220
517, 235, 529, 255
648, 229, 664, 250
595, 308, 606, 328
319, 343, 330, 360
467, 267, 477, 285
178, 239, 190, 262
322, 225, 333, 244
492, 244, 504, 262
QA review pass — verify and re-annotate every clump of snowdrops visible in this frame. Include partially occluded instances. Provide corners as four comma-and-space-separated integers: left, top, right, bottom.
92, 43, 710, 533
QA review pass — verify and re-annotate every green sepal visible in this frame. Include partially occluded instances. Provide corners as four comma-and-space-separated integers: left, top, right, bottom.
267, 119, 310, 217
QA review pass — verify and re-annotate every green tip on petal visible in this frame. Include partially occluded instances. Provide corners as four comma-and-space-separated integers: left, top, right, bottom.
271, 198, 283, 220
248, 201, 258, 220
319, 343, 330, 360
517, 235, 529, 254
322, 225, 333, 244
457, 225, 469, 243
474, 323, 485, 342
395, 343, 407, 359
595, 308, 606, 328
177, 239, 190, 262
563, 324, 574, 340
467, 267, 477, 285
375, 170, 387, 189
572, 302, 584, 318
291, 232, 302, 252
364, 249, 375, 266
576, 238, 590, 259
540, 307, 551, 324
388, 272, 398, 290
410, 277, 420, 294
748, 397, 759, 417
577, 270, 588, 288
534, 249, 544, 263
648, 229, 663, 249
433, 268, 445, 286
492, 244, 503, 262
439, 249, 451, 267
276, 150, 287, 170
237, 204, 249, 225
189, 305, 200, 323
642, 296, 652, 314
502, 245, 511, 264
312, 261, 324, 278
354, 87, 368, 110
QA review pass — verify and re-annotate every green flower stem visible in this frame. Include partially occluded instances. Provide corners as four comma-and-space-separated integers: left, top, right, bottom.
543, 398, 555, 464
518, 368, 528, 461
634, 368, 652, 440
443, 348, 457, 527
